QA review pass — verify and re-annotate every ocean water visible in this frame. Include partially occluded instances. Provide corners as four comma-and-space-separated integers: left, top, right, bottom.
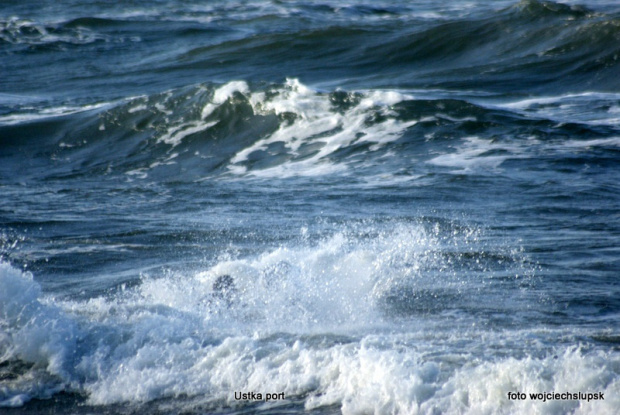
1, 0, 620, 414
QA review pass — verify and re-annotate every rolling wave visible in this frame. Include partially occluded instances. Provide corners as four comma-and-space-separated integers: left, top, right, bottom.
2, 0, 620, 98
166, 0, 620, 92
2, 79, 618, 183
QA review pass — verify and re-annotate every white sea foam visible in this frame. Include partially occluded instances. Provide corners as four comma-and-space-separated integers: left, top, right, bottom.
228, 79, 417, 178
150, 79, 419, 178
157, 121, 218, 146
0, 263, 77, 407
483, 92, 620, 126
428, 134, 620, 174
428, 136, 525, 172
561, 137, 620, 149
127, 104, 147, 113
0, 17, 107, 46
152, 81, 251, 147
201, 80, 250, 119
140, 224, 437, 331
0, 102, 113, 126
1, 221, 618, 413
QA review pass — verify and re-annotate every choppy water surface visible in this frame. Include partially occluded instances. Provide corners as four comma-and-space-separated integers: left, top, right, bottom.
1, 1, 619, 414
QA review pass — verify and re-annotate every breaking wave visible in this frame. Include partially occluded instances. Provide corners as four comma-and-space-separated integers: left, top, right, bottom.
1, 220, 619, 413
2, 78, 618, 184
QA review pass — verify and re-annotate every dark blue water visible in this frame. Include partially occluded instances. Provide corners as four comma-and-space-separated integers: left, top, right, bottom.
1, 1, 620, 414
